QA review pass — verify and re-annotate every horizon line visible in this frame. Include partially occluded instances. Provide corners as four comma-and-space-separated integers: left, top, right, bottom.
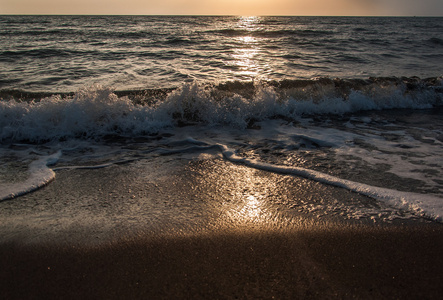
1, 14, 442, 17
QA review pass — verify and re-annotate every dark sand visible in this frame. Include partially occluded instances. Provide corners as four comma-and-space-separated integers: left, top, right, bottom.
2, 226, 443, 299
1, 157, 443, 299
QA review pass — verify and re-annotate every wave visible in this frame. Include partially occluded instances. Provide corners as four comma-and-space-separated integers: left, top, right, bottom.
428, 37, 443, 46
0, 26, 197, 42
212, 28, 334, 38
1, 77, 442, 143
0, 48, 159, 62
0, 151, 60, 201
218, 143, 443, 222
0, 49, 77, 60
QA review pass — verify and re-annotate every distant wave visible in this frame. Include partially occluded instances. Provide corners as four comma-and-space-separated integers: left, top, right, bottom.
428, 37, 443, 45
1, 77, 442, 143
0, 48, 166, 62
211, 28, 334, 38
2, 16, 442, 92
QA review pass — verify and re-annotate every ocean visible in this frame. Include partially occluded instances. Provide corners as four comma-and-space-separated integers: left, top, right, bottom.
1, 15, 443, 228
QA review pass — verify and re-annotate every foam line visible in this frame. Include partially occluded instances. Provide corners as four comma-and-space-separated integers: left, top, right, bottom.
0, 151, 61, 201
52, 159, 137, 171
217, 143, 443, 222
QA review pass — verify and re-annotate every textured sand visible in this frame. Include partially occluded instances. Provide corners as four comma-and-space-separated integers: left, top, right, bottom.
1, 157, 442, 298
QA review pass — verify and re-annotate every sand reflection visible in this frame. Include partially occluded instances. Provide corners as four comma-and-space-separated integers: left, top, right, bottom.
225, 192, 271, 225
189, 158, 304, 229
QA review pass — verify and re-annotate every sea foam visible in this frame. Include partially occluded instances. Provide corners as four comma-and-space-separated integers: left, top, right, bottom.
1, 80, 441, 143
0, 151, 61, 201
216, 143, 443, 222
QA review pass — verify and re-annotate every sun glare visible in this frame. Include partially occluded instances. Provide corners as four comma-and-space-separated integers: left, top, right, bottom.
242, 195, 263, 219
224, 16, 270, 80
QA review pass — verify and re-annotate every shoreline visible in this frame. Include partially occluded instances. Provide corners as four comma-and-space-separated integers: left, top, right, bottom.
0, 157, 435, 244
1, 157, 443, 298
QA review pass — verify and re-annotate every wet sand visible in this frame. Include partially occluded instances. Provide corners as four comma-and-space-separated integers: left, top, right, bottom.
1, 157, 443, 298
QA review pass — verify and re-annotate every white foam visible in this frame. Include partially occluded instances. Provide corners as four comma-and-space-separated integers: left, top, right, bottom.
1, 83, 441, 142
0, 85, 172, 142
217, 143, 443, 222
0, 151, 61, 201
1, 83, 442, 220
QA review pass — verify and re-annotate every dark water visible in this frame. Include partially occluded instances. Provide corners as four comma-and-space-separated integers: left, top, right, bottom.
1, 15, 442, 92
1, 16, 443, 224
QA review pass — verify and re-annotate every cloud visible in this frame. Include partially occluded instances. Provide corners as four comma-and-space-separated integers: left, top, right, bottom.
378, 0, 443, 16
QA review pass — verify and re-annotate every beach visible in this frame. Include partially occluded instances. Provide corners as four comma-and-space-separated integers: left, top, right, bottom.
1, 157, 443, 299
1, 15, 443, 299
2, 224, 443, 299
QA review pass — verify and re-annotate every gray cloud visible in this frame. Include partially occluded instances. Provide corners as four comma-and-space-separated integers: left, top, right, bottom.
379, 0, 443, 16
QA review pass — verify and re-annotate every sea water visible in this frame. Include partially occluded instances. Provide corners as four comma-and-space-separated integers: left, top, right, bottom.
1, 16, 443, 223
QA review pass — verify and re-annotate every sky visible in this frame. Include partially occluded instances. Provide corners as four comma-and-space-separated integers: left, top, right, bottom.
1, 0, 443, 16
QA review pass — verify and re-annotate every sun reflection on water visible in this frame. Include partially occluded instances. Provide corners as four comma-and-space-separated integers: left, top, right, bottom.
226, 16, 269, 80
238, 16, 260, 29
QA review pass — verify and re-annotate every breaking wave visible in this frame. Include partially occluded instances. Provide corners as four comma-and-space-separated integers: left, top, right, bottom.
1, 77, 442, 143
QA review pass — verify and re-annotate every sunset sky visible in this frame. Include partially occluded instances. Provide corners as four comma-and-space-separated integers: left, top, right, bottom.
1, 0, 443, 16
